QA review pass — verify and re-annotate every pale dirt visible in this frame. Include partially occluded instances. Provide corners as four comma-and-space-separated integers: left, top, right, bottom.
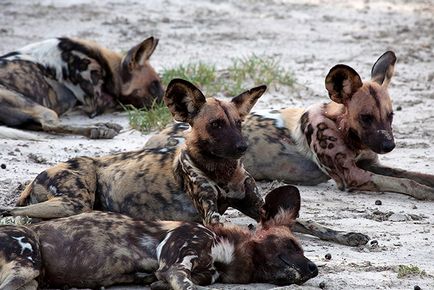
0, 0, 433, 289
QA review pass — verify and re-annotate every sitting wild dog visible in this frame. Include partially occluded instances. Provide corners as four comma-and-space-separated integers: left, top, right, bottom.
0, 36, 164, 138
0, 186, 318, 290
146, 51, 434, 200
1, 79, 266, 226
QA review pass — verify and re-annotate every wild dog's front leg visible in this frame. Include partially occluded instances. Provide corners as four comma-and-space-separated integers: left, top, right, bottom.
188, 180, 221, 225
310, 125, 434, 200
228, 175, 264, 222
357, 160, 434, 188
154, 264, 212, 290
295, 220, 369, 246
320, 152, 434, 200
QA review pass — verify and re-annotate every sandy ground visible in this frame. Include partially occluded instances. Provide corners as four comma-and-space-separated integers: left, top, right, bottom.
1, 0, 433, 289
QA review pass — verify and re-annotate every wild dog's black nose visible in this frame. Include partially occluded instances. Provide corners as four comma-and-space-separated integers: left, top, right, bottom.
235, 142, 248, 154
149, 80, 164, 101
382, 140, 395, 153
307, 261, 318, 277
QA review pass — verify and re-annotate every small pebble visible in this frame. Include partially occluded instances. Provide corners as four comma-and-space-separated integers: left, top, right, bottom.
370, 240, 378, 246
0, 164, 6, 169
375, 200, 382, 205
319, 281, 326, 289
396, 106, 402, 111
414, 286, 421, 290
325, 253, 332, 260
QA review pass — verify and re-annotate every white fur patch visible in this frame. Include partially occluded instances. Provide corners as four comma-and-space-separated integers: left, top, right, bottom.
253, 110, 285, 128
15, 39, 86, 103
181, 254, 198, 269
211, 239, 234, 264
12, 236, 33, 254
156, 232, 172, 260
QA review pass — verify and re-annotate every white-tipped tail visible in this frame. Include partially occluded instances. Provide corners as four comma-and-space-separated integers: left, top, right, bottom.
0, 126, 41, 141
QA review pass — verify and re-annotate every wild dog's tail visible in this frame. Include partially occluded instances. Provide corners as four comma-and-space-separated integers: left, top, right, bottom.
0, 126, 41, 141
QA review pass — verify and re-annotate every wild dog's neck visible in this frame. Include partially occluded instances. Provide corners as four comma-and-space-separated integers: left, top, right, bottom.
324, 102, 364, 151
184, 140, 242, 184
105, 51, 123, 96
210, 225, 254, 284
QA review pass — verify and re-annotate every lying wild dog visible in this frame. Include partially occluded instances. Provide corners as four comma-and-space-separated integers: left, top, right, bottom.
0, 186, 318, 290
146, 51, 434, 200
1, 79, 369, 247
0, 36, 164, 139
1, 79, 266, 226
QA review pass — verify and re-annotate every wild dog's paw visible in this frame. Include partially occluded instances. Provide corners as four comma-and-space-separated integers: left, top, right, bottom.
341, 232, 370, 247
0, 206, 12, 217
205, 212, 225, 226
135, 272, 157, 284
101, 122, 123, 132
89, 123, 123, 139
150, 280, 171, 290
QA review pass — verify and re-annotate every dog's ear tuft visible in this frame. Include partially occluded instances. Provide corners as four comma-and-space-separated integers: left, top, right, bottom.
164, 79, 206, 123
325, 65, 363, 104
260, 185, 300, 229
231, 85, 267, 118
122, 37, 159, 71
371, 51, 396, 88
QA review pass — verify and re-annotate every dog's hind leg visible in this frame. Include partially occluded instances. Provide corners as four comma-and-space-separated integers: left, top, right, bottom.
294, 219, 370, 247
1, 157, 97, 219
0, 87, 121, 139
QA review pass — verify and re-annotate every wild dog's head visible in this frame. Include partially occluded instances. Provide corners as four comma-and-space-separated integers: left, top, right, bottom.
164, 79, 266, 160
118, 37, 164, 108
251, 185, 318, 285
325, 51, 396, 154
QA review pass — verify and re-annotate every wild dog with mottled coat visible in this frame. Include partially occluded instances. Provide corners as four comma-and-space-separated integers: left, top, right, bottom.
0, 79, 266, 226
0, 36, 163, 138
146, 51, 434, 200
0, 186, 318, 290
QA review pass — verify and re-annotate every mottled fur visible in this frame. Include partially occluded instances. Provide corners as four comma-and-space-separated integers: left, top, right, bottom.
0, 187, 318, 290
1, 79, 266, 227
0, 36, 163, 139
146, 51, 434, 200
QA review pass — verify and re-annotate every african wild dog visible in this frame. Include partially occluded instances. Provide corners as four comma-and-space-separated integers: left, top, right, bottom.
0, 79, 369, 247
0, 36, 163, 139
146, 51, 434, 200
0, 79, 266, 226
0, 186, 318, 290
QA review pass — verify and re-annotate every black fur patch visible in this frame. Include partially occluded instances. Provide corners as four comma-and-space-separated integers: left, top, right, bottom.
57, 38, 115, 95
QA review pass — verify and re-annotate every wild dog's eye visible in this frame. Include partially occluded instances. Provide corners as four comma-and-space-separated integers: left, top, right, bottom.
210, 120, 223, 129
360, 114, 374, 125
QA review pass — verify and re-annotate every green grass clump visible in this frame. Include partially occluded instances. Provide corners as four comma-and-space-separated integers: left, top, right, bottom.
396, 265, 427, 278
161, 54, 295, 97
127, 54, 295, 133
222, 54, 295, 96
123, 101, 172, 133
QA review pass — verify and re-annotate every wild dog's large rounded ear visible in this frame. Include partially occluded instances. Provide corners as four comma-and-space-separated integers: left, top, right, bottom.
371, 51, 396, 88
260, 185, 301, 229
164, 79, 206, 124
231, 85, 267, 119
325, 65, 363, 104
122, 37, 159, 71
